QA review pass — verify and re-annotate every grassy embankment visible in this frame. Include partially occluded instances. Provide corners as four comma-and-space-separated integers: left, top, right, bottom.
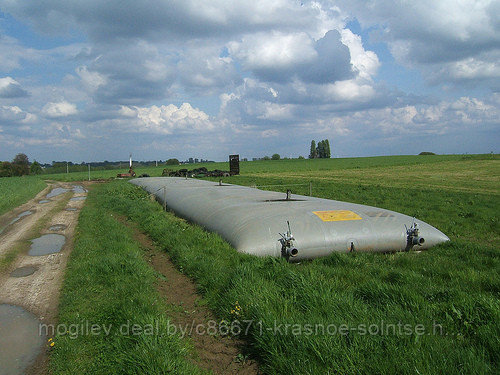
61, 155, 499, 374
50, 185, 206, 374
0, 175, 46, 215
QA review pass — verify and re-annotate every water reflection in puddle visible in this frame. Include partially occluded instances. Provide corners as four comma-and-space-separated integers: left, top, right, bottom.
0, 304, 45, 375
72, 185, 87, 194
10, 266, 37, 278
38, 200, 50, 204
46, 187, 69, 198
28, 234, 65, 256
70, 196, 86, 201
0, 210, 34, 235
49, 224, 67, 231
9, 210, 33, 225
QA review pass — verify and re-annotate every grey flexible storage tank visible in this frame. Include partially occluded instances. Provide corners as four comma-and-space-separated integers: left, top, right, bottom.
131, 177, 449, 261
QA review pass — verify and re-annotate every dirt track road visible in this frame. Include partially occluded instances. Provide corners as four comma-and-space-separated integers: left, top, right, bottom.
0, 182, 88, 375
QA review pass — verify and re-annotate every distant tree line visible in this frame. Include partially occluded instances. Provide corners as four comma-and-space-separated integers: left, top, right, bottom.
0, 155, 184, 177
0, 155, 222, 177
44, 160, 180, 174
0, 153, 43, 177
252, 154, 307, 161
182, 158, 215, 164
166, 158, 180, 165
254, 154, 299, 161
309, 139, 331, 158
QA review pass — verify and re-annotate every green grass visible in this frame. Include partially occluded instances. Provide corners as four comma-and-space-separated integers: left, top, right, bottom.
94, 175, 499, 374
241, 159, 499, 195
41, 153, 499, 183
51, 155, 499, 374
0, 175, 46, 215
50, 186, 205, 374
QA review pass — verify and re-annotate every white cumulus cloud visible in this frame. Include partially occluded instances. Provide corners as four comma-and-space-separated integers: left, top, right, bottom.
0, 105, 37, 126
42, 101, 79, 118
338, 0, 499, 87
341, 29, 380, 80
76, 66, 108, 92
229, 32, 317, 72
0, 76, 29, 97
125, 103, 216, 134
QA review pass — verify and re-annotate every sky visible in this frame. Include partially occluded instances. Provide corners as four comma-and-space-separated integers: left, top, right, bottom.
0, 0, 498, 164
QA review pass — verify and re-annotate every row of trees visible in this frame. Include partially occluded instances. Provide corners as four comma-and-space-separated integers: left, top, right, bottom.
309, 139, 331, 159
261, 154, 301, 160
0, 153, 43, 177
259, 154, 281, 160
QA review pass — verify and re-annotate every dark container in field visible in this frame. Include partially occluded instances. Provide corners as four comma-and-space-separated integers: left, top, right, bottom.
229, 154, 240, 175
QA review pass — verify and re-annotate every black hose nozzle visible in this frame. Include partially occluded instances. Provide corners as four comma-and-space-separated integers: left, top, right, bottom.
412, 236, 425, 246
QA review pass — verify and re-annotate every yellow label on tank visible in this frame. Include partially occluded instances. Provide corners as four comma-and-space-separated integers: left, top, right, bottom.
313, 210, 362, 222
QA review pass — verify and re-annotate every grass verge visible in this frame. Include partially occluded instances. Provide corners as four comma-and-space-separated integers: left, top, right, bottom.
97, 180, 499, 374
0, 175, 46, 215
50, 186, 205, 374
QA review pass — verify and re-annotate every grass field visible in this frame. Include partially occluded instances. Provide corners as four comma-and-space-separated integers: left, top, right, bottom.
50, 189, 205, 374
52, 155, 499, 374
242, 158, 499, 195
42, 153, 498, 183
0, 175, 46, 216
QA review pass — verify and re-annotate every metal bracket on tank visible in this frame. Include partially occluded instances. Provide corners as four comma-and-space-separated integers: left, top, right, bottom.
405, 220, 425, 251
279, 221, 299, 259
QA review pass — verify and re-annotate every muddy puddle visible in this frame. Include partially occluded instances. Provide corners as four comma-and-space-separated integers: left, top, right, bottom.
9, 210, 34, 225
49, 224, 67, 231
1, 211, 34, 235
46, 187, 69, 198
65, 207, 77, 211
38, 200, 50, 204
28, 234, 65, 256
10, 266, 38, 278
0, 304, 45, 375
72, 185, 87, 194
69, 196, 86, 201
